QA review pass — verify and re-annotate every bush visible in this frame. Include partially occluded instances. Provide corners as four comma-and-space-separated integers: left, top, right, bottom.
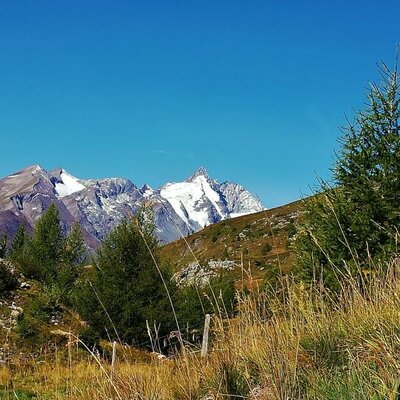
16, 287, 62, 344
176, 272, 236, 330
77, 326, 101, 349
0, 260, 18, 293
0, 234, 7, 258
261, 242, 272, 255
212, 231, 220, 242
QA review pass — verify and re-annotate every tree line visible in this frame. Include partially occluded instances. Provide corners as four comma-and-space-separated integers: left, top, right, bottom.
1, 204, 235, 351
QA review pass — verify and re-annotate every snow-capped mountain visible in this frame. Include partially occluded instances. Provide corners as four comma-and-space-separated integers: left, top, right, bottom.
51, 169, 86, 197
159, 167, 262, 232
0, 165, 264, 247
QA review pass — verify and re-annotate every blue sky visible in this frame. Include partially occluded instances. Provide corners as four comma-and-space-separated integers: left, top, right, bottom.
0, 0, 399, 207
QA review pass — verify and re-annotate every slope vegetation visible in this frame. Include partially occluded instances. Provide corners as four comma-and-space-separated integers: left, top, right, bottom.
160, 199, 303, 282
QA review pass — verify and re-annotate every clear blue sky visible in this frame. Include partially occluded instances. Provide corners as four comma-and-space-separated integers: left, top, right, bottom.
0, 0, 399, 207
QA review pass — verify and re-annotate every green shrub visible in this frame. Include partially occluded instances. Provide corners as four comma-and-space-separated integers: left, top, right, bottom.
286, 222, 297, 238
16, 312, 43, 340
77, 326, 101, 349
16, 286, 62, 342
0, 234, 7, 258
261, 242, 272, 255
0, 261, 17, 293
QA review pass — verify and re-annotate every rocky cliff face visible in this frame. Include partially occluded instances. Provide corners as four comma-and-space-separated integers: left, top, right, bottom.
0, 165, 264, 247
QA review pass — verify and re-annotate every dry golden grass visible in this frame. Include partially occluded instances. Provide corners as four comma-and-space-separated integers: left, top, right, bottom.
3, 263, 400, 399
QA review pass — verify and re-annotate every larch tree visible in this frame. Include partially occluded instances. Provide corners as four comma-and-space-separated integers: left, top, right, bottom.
295, 59, 400, 288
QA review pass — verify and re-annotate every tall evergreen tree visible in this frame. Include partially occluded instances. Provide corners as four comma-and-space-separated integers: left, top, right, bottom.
64, 223, 86, 266
30, 204, 65, 281
295, 60, 400, 287
334, 62, 400, 257
74, 216, 176, 346
56, 223, 87, 292
9, 224, 28, 261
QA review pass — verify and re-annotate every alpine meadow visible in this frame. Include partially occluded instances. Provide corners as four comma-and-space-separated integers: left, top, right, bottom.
1, 1, 400, 399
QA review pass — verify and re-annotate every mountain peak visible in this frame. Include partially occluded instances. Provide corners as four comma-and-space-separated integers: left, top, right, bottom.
0, 164, 264, 246
21, 164, 46, 175
52, 169, 86, 197
187, 167, 210, 182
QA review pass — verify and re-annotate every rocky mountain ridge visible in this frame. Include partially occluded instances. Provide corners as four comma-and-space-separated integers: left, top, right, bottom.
0, 165, 264, 247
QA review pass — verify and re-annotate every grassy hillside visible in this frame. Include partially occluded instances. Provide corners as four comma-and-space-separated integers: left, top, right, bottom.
3, 198, 400, 399
160, 199, 303, 282
6, 197, 400, 399
2, 267, 400, 399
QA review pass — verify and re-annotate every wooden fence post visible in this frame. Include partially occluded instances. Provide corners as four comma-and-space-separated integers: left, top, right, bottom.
146, 320, 155, 352
111, 340, 117, 378
201, 314, 211, 357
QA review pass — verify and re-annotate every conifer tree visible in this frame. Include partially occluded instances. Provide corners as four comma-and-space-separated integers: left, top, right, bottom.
64, 223, 86, 266
9, 224, 28, 261
56, 223, 86, 292
74, 216, 175, 346
30, 203, 65, 281
295, 60, 400, 287
334, 62, 400, 257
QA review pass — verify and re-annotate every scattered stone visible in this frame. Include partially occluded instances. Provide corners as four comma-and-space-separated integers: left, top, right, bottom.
20, 282, 31, 289
150, 351, 167, 361
238, 231, 247, 239
10, 302, 23, 313
175, 259, 237, 286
